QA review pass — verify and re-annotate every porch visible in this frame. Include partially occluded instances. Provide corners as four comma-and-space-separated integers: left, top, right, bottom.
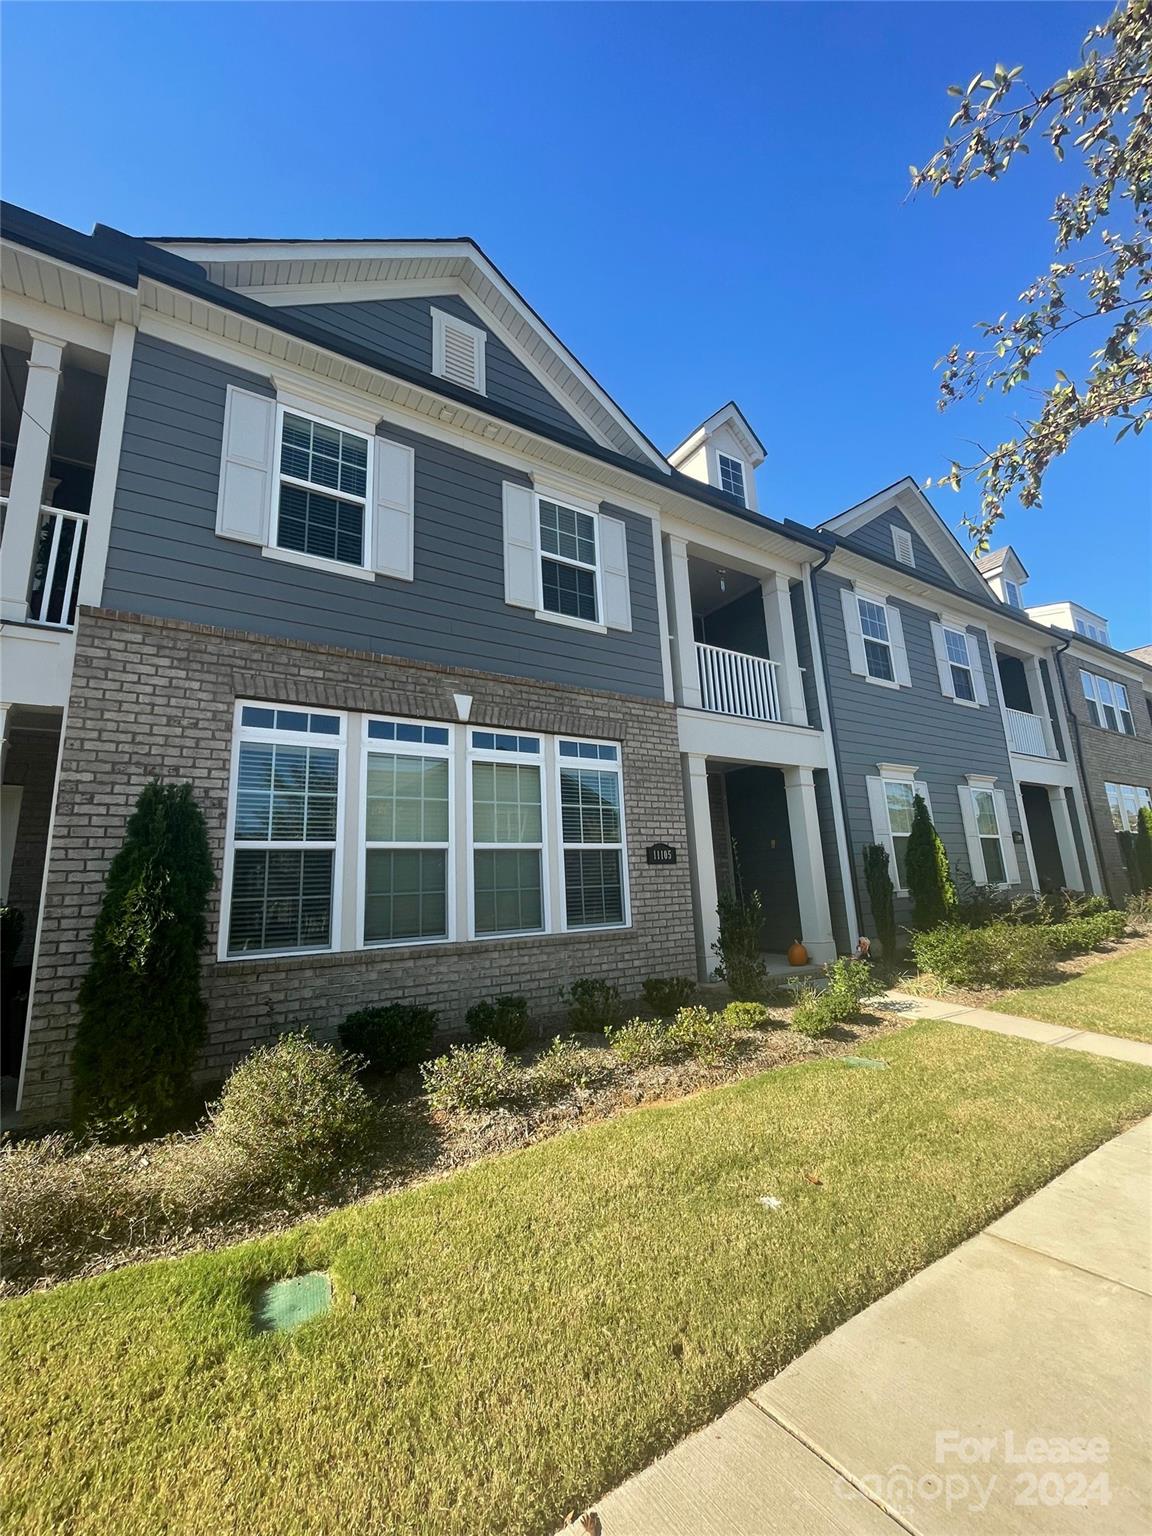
995, 647, 1061, 760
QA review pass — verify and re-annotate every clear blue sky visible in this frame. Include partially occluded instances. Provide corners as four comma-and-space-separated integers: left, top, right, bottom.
3, 1, 1149, 645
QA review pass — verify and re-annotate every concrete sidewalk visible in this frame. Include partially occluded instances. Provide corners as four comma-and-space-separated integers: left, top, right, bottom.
563, 1117, 1152, 1536
874, 990, 1152, 1067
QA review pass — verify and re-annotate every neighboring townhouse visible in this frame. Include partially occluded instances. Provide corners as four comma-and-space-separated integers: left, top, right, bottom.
0, 205, 845, 1120
1022, 597, 1152, 904
809, 481, 1102, 934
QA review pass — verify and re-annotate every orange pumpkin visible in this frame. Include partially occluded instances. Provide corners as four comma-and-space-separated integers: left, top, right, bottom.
787, 939, 809, 967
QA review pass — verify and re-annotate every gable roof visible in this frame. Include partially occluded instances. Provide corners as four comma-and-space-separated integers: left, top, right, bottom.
668, 401, 766, 469
974, 545, 1030, 583
144, 235, 668, 473
818, 476, 988, 597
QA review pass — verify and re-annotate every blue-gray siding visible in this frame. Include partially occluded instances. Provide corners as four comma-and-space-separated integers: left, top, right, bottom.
814, 569, 1028, 931
100, 335, 666, 697
840, 506, 987, 599
280, 293, 598, 447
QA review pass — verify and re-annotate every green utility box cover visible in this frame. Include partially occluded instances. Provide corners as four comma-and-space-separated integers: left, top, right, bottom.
253, 1272, 332, 1333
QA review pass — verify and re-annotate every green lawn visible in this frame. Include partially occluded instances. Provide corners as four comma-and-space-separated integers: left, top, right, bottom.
989, 947, 1152, 1042
3, 1022, 1151, 1536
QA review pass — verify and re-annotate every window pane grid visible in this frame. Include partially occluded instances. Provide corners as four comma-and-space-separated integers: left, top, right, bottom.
281, 412, 368, 499
560, 753, 625, 929
718, 454, 745, 502
229, 849, 333, 954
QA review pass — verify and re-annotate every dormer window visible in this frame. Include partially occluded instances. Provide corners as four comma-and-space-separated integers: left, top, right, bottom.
1074, 616, 1110, 644
432, 307, 486, 394
717, 453, 746, 505
1004, 580, 1022, 609
892, 527, 915, 567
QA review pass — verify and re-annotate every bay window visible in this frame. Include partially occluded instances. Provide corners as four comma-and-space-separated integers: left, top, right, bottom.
224, 706, 630, 957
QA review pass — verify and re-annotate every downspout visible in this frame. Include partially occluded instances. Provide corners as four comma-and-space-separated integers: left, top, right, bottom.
1051, 634, 1111, 896
801, 548, 861, 946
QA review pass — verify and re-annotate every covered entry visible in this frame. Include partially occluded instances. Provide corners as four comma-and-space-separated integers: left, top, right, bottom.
1019, 782, 1085, 894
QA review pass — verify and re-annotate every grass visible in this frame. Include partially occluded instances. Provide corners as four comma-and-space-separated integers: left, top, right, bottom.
989, 947, 1152, 1042
3, 1022, 1150, 1536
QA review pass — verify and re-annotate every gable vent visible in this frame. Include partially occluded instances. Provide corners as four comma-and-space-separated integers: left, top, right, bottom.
432, 307, 486, 395
892, 527, 915, 567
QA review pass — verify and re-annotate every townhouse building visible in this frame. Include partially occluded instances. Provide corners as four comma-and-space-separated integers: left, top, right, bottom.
1, 202, 1148, 1122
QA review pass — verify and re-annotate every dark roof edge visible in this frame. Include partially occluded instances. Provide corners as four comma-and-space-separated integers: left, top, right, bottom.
0, 201, 830, 557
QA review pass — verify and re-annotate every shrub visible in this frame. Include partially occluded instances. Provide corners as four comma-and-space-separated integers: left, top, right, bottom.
604, 1016, 680, 1068
466, 994, 534, 1050
910, 922, 1055, 990
420, 1041, 522, 1113
564, 978, 625, 1033
722, 1000, 774, 1029
669, 1005, 740, 1065
1127, 888, 1152, 923
642, 976, 698, 1017
712, 889, 767, 999
73, 782, 214, 1141
1047, 910, 1127, 954
208, 1034, 379, 1196
340, 1004, 438, 1074
1135, 806, 1152, 893
862, 844, 897, 964
527, 1036, 594, 1099
905, 793, 956, 929
788, 981, 838, 1038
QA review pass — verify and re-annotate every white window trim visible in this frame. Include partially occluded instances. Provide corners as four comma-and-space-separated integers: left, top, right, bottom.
716, 452, 747, 506
941, 622, 980, 709
857, 594, 899, 687
1082, 669, 1135, 735
358, 718, 455, 950
555, 738, 630, 934
961, 774, 1015, 889
431, 306, 487, 395
1106, 780, 1152, 834
534, 487, 606, 633
875, 770, 928, 897
1003, 579, 1022, 609
269, 401, 374, 577
219, 702, 347, 962
467, 732, 550, 941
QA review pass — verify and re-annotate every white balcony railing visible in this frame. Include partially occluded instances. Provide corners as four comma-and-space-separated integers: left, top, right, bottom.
2, 502, 88, 628
696, 641, 781, 722
1007, 706, 1052, 758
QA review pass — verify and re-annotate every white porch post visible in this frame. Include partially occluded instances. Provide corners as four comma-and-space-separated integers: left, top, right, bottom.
1, 334, 64, 622
1023, 655, 1056, 756
761, 572, 807, 726
77, 321, 136, 607
664, 534, 701, 708
682, 753, 720, 978
783, 764, 836, 962
1047, 786, 1086, 891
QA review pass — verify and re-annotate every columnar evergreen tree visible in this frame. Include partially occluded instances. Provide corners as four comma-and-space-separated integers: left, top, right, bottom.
73, 781, 214, 1139
863, 843, 898, 964
1135, 805, 1152, 892
904, 793, 957, 929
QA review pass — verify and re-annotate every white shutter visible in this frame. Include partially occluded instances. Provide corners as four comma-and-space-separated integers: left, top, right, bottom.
372, 437, 415, 582
957, 785, 987, 884
887, 602, 912, 686
216, 386, 274, 545
503, 482, 538, 609
866, 776, 894, 870
994, 788, 1021, 883
841, 588, 868, 675
970, 635, 990, 706
930, 621, 955, 699
598, 513, 632, 631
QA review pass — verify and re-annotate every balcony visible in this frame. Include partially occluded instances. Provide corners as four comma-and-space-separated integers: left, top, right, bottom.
1007, 706, 1054, 758
0, 501, 86, 629
696, 641, 781, 722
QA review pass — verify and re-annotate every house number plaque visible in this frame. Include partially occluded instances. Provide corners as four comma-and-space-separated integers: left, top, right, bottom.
646, 842, 678, 866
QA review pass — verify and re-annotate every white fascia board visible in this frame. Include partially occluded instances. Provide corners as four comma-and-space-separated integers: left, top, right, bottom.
1007, 754, 1082, 790
677, 708, 828, 769
660, 508, 811, 579
669, 404, 765, 469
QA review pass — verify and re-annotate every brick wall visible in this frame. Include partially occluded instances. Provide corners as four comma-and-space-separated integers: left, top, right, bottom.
21, 609, 696, 1120
1055, 652, 1152, 902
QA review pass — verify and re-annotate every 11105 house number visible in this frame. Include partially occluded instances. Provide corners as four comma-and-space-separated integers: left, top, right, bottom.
646, 843, 677, 866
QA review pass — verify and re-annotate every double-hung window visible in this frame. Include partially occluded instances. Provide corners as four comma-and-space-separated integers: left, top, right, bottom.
559, 741, 625, 927
1082, 670, 1135, 734
943, 626, 976, 702
276, 408, 370, 568
717, 453, 746, 505
858, 597, 895, 683
471, 733, 545, 936
538, 498, 599, 624
226, 706, 343, 955
971, 786, 1007, 884
1004, 580, 1022, 609
363, 720, 452, 944
1105, 781, 1152, 833
882, 779, 916, 888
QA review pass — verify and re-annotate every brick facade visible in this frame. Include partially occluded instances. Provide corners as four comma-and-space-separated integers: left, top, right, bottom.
21, 609, 696, 1120
1055, 651, 1152, 903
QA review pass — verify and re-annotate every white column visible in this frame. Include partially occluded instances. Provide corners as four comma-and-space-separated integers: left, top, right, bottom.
783, 765, 836, 963
1047, 786, 1085, 892
1066, 780, 1104, 894
1, 334, 64, 622
664, 535, 701, 709
1023, 655, 1056, 756
761, 572, 807, 726
77, 321, 136, 607
682, 753, 719, 978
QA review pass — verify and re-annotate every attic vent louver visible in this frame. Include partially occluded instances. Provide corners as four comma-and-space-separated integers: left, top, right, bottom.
892, 527, 915, 567
432, 308, 486, 395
